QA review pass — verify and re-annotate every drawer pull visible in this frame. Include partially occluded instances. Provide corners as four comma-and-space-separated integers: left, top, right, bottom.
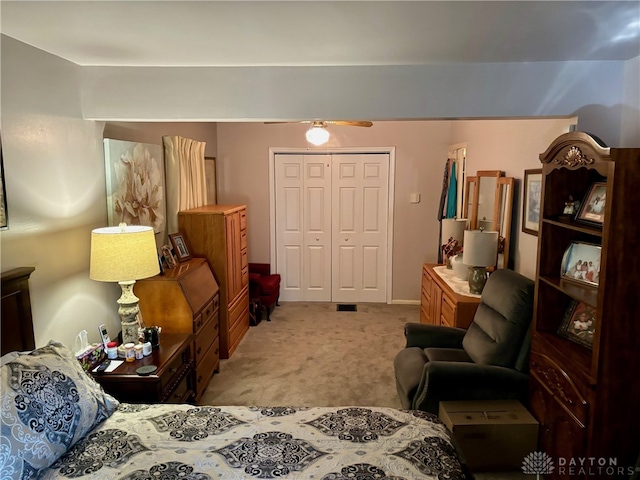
197, 375, 202, 383
196, 346, 202, 355
170, 367, 178, 374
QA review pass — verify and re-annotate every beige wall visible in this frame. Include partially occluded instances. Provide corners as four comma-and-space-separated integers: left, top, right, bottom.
215, 118, 576, 301
450, 118, 578, 279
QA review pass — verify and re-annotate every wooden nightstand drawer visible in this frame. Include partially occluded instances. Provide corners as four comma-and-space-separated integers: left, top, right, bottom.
166, 375, 192, 404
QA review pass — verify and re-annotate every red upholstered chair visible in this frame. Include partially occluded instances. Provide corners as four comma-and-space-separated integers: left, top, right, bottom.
248, 263, 281, 321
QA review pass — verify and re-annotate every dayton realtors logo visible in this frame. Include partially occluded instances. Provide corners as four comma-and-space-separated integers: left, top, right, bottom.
522, 452, 638, 477
522, 451, 554, 479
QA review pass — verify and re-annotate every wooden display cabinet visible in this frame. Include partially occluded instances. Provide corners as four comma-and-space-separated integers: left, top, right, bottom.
530, 132, 640, 478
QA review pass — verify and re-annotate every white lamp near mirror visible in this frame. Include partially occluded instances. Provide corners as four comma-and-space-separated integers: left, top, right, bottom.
463, 229, 499, 294
441, 218, 468, 268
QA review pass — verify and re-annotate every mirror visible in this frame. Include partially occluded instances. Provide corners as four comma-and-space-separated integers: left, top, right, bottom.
463, 170, 514, 269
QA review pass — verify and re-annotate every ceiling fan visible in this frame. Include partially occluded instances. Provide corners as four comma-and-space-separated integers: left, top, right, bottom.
264, 120, 373, 146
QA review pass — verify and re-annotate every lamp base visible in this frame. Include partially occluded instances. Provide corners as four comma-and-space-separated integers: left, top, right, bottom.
468, 267, 489, 295
118, 280, 141, 344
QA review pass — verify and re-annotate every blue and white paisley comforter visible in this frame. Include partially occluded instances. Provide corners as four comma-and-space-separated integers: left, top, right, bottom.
39, 404, 467, 480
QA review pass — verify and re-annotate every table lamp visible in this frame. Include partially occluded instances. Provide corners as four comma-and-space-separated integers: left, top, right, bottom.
463, 229, 499, 294
90, 223, 160, 344
441, 218, 468, 268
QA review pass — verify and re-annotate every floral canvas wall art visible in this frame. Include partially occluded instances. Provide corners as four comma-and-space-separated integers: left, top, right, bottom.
103, 139, 166, 235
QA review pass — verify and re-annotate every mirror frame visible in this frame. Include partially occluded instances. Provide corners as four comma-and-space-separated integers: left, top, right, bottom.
463, 170, 514, 269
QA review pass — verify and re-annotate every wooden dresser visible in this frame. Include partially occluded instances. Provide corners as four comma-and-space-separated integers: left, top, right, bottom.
136, 257, 220, 403
179, 205, 249, 359
420, 263, 480, 329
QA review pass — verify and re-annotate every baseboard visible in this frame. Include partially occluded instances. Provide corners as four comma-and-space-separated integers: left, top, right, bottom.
390, 299, 421, 306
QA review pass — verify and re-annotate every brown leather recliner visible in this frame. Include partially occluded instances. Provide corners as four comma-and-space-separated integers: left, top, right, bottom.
248, 263, 281, 321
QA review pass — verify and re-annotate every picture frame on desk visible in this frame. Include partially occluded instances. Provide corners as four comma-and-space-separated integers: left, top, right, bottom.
161, 245, 177, 269
557, 300, 596, 349
169, 233, 192, 262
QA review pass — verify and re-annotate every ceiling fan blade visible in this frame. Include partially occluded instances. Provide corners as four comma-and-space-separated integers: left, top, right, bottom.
327, 121, 373, 127
263, 121, 312, 125
264, 120, 373, 127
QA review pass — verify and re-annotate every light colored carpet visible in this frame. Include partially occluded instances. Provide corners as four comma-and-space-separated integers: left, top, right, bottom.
199, 301, 411, 408
199, 301, 529, 480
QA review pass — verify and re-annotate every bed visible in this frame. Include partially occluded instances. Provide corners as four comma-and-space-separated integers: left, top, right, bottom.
1, 267, 469, 480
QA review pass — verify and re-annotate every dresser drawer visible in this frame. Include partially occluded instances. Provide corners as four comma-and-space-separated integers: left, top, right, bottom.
440, 293, 456, 326
165, 375, 192, 404
229, 307, 249, 351
195, 338, 219, 399
240, 209, 247, 230
195, 315, 219, 366
202, 298, 217, 323
241, 229, 248, 250
158, 350, 188, 395
229, 290, 249, 329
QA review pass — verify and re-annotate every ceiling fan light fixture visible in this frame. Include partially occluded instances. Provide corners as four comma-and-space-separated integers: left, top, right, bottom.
306, 123, 330, 146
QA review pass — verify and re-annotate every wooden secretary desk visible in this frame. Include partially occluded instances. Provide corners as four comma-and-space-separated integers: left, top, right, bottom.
136, 257, 220, 403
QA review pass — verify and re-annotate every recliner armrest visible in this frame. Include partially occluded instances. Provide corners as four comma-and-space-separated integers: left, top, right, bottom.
404, 322, 466, 349
412, 361, 530, 412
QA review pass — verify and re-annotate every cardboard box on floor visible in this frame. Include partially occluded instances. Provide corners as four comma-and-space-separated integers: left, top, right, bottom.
439, 400, 539, 471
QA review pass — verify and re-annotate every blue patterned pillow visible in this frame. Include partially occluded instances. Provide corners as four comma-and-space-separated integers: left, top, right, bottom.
0, 341, 119, 479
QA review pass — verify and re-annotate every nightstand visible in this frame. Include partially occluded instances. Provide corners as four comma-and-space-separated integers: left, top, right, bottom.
92, 332, 194, 404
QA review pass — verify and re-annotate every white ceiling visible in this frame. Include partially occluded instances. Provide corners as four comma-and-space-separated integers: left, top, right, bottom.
1, 1, 639, 67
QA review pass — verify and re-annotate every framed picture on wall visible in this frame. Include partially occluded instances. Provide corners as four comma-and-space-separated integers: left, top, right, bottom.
103, 139, 166, 235
0, 140, 7, 230
522, 169, 542, 236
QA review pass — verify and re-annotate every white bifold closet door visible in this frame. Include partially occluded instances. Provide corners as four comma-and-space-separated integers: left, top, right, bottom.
275, 153, 389, 303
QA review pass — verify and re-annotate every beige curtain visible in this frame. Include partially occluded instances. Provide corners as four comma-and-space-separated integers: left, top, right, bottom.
163, 136, 207, 234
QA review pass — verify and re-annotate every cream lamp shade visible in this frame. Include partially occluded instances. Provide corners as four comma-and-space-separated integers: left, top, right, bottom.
90, 224, 159, 282
442, 218, 468, 245
463, 229, 499, 267
306, 123, 330, 146
90, 223, 159, 344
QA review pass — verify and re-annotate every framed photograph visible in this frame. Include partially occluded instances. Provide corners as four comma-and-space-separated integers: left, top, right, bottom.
575, 181, 606, 226
522, 169, 542, 235
561, 241, 601, 287
161, 245, 177, 269
557, 300, 596, 349
169, 233, 192, 262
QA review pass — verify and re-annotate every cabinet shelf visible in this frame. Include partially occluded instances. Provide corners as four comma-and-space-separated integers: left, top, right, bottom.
535, 330, 593, 377
542, 217, 603, 237
538, 275, 598, 307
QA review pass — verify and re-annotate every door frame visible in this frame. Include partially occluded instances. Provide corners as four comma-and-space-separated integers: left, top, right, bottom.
268, 147, 396, 304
